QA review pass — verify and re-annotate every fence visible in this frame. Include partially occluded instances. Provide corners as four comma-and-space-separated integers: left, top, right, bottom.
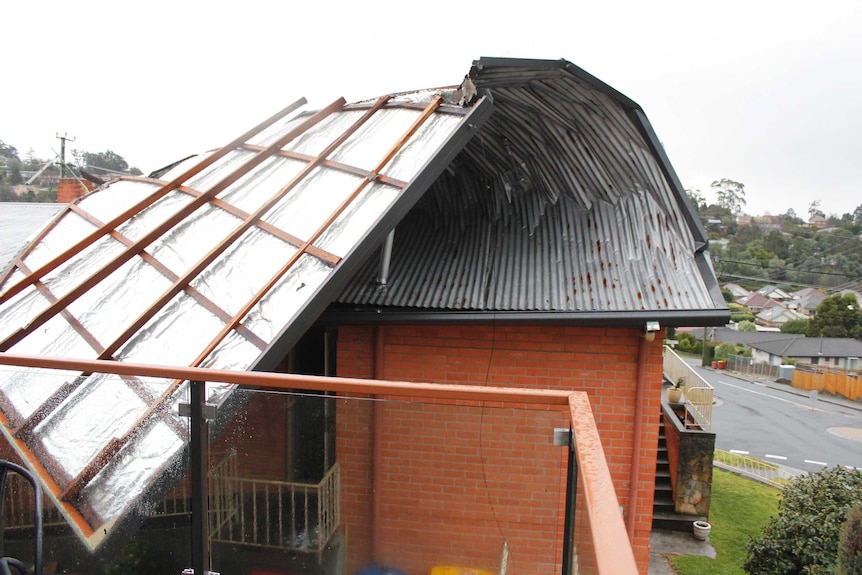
663, 346, 713, 431
724, 354, 780, 379
713, 449, 797, 489
792, 365, 861, 402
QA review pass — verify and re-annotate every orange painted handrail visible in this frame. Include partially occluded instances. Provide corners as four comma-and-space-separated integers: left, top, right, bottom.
0, 352, 639, 575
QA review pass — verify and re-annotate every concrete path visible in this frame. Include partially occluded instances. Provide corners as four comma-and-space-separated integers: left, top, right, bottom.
649, 528, 715, 574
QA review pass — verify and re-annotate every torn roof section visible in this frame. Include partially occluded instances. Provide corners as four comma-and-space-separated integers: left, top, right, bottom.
0, 90, 491, 550
332, 57, 727, 326
0, 56, 727, 552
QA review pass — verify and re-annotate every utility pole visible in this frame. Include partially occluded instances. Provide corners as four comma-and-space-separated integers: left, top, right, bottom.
56, 133, 75, 178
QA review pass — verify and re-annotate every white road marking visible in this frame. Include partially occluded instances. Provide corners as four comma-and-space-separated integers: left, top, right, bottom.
765, 454, 787, 460
717, 380, 826, 411
805, 459, 828, 466
729, 449, 749, 455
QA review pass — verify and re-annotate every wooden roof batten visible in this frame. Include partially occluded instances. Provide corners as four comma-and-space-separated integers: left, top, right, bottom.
0, 98, 309, 307
34, 94, 447, 509
0, 99, 344, 353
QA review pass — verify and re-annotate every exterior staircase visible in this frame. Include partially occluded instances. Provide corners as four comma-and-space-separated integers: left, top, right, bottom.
652, 409, 707, 532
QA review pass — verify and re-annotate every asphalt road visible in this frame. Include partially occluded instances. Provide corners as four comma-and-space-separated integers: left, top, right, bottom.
686, 361, 862, 474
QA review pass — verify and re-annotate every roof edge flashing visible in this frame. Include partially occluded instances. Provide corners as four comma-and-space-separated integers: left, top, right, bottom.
319, 307, 731, 329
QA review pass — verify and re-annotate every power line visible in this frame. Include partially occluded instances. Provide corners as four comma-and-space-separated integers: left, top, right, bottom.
716, 258, 858, 279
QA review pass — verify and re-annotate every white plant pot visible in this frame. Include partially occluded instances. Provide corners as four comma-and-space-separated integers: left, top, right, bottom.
693, 520, 711, 540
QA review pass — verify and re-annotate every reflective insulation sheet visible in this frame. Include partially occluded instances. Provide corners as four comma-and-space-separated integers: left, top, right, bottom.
0, 92, 483, 551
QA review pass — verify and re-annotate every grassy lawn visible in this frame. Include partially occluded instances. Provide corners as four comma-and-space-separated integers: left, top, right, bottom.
671, 467, 781, 575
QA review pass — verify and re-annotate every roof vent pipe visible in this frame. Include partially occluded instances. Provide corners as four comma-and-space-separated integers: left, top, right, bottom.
376, 230, 395, 286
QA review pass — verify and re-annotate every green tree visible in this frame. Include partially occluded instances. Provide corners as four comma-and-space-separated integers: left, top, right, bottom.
738, 320, 757, 332
809, 293, 862, 340
0, 140, 19, 160
685, 188, 706, 212
81, 149, 130, 173
7, 165, 23, 185
781, 319, 810, 334
809, 200, 825, 220
712, 178, 747, 215
744, 467, 862, 575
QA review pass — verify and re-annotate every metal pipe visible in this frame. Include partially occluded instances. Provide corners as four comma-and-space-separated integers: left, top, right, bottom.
190, 380, 210, 574
372, 326, 386, 562
376, 230, 395, 286
626, 334, 650, 541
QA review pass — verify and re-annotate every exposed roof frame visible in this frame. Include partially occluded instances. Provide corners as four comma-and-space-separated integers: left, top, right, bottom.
4, 93, 482, 516
252, 97, 496, 370
0, 98, 309, 306
0, 99, 347, 353
122, 177, 342, 266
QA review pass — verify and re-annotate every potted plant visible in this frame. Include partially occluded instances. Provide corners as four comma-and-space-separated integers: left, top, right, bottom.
667, 377, 685, 403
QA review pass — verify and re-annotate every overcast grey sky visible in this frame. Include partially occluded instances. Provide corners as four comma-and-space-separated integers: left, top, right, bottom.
4, 0, 861, 219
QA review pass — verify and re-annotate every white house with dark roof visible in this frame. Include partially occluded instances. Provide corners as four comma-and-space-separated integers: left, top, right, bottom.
749, 337, 862, 369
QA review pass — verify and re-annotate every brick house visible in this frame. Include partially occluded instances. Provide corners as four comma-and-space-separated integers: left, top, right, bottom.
0, 57, 726, 574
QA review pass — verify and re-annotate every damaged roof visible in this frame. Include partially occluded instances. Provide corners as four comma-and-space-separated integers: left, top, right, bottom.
333, 57, 727, 325
0, 56, 726, 552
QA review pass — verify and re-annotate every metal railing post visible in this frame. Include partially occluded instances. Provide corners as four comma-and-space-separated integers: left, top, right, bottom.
561, 428, 576, 575
190, 380, 210, 575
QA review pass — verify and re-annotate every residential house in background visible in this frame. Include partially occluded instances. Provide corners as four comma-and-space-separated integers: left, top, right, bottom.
723, 282, 750, 300
737, 291, 783, 313
756, 284, 793, 303
0, 57, 728, 575
789, 287, 827, 316
755, 305, 806, 329
808, 213, 829, 229
749, 337, 862, 369
709, 326, 804, 346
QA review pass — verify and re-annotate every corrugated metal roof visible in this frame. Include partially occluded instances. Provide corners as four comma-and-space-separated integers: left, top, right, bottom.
335, 58, 726, 322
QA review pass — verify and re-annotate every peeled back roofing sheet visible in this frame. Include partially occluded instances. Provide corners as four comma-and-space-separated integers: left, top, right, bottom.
0, 91, 489, 550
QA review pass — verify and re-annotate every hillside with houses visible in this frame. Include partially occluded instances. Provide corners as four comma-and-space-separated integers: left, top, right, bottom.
673, 282, 862, 378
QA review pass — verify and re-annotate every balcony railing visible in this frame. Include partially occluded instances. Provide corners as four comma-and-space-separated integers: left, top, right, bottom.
663, 345, 713, 431
209, 451, 340, 562
0, 353, 639, 575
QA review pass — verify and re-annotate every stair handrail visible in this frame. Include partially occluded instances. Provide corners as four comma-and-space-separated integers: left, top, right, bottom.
663, 346, 713, 431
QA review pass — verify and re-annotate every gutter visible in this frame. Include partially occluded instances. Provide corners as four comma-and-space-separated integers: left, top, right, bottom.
320, 307, 730, 328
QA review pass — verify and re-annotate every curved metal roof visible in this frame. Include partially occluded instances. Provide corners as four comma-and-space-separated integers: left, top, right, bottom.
334, 57, 727, 324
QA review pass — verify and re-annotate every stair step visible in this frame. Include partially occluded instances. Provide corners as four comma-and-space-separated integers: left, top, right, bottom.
652, 511, 707, 533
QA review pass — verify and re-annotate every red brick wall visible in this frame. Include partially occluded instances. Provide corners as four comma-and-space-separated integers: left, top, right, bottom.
213, 392, 289, 480
336, 324, 663, 575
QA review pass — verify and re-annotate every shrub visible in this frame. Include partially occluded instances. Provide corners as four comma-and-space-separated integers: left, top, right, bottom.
837, 503, 862, 575
674, 332, 702, 355
714, 342, 743, 360
731, 312, 756, 323
743, 466, 862, 575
